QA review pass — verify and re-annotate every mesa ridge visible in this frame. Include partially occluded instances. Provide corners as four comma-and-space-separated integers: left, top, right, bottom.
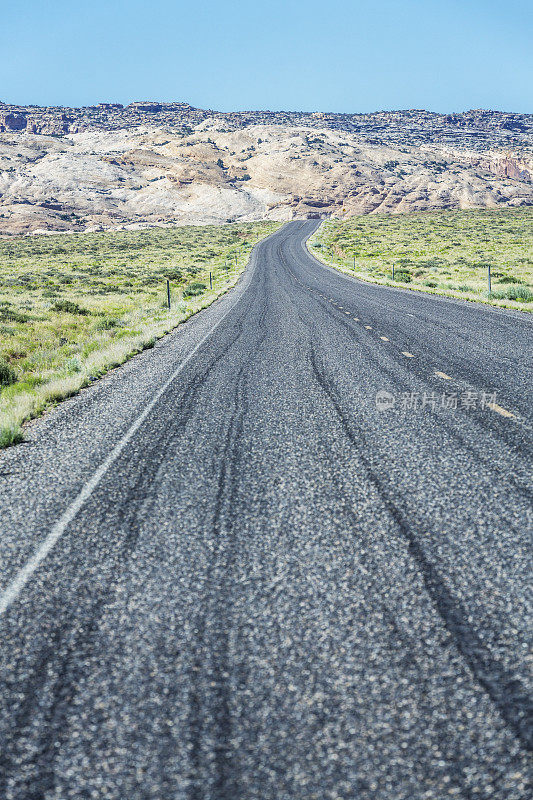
0, 100, 531, 233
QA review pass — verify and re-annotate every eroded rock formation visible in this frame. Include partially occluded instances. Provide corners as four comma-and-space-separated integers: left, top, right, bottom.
0, 101, 531, 233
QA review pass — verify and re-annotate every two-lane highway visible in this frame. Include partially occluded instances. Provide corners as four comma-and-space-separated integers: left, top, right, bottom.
0, 221, 531, 799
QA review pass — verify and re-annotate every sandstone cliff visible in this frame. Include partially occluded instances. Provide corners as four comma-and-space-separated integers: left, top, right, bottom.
0, 102, 531, 233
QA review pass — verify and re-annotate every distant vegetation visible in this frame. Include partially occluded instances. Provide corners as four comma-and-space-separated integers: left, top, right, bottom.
0, 221, 280, 448
309, 208, 533, 310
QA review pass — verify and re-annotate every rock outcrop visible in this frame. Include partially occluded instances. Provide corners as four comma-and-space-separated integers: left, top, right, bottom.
0, 101, 531, 233
0, 112, 27, 132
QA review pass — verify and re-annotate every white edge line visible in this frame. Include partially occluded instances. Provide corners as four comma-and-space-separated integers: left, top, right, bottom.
0, 246, 257, 616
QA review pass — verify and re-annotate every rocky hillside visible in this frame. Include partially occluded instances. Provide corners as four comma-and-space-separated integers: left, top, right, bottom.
0, 101, 531, 234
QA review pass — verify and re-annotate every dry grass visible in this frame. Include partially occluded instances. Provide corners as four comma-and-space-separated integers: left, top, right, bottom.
308, 208, 533, 311
0, 221, 281, 448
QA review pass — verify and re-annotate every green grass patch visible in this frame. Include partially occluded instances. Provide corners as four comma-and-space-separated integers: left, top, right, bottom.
52, 300, 91, 315
183, 281, 207, 298
490, 285, 533, 302
0, 221, 281, 448
0, 357, 17, 387
309, 208, 533, 311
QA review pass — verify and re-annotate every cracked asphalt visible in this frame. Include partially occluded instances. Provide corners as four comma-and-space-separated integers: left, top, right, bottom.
0, 220, 531, 799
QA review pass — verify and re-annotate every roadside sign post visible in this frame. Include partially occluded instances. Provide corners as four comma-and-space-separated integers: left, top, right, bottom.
488, 263, 491, 294
392, 264, 395, 281
167, 280, 171, 309
209, 272, 213, 290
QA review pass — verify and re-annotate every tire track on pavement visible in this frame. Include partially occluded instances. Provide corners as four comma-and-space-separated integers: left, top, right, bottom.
309, 344, 533, 750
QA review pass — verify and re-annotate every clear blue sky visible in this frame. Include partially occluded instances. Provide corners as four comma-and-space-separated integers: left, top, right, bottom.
1, 0, 531, 113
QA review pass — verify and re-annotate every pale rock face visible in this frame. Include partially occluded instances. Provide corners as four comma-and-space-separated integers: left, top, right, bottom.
0, 103, 531, 234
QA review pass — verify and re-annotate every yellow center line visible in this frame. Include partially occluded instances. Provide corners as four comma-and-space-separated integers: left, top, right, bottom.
487, 402, 515, 419
365, 325, 372, 330
380, 336, 389, 341
435, 371, 452, 380
402, 351, 415, 358
353, 317, 359, 321
345, 311, 351, 315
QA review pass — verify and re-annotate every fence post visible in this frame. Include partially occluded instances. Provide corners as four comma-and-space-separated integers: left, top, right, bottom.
488, 263, 491, 294
209, 271, 213, 290
167, 280, 171, 309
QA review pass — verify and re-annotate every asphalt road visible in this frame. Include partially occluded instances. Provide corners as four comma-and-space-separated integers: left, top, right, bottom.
0, 221, 531, 800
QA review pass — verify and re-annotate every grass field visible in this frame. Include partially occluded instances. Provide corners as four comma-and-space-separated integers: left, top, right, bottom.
308, 208, 533, 311
0, 221, 280, 448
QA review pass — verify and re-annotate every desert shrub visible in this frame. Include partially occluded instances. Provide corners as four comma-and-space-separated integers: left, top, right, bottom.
53, 300, 90, 315
424, 280, 438, 287
506, 285, 532, 301
95, 317, 124, 330
497, 275, 522, 284
183, 282, 207, 297
65, 357, 82, 374
0, 357, 17, 387
0, 303, 29, 323
0, 424, 23, 448
164, 269, 183, 281
394, 270, 412, 283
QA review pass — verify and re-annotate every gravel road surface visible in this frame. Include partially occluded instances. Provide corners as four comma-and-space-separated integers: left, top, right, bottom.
0, 221, 531, 799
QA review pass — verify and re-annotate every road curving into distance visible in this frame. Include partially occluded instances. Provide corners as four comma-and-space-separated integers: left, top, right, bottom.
0, 221, 531, 799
